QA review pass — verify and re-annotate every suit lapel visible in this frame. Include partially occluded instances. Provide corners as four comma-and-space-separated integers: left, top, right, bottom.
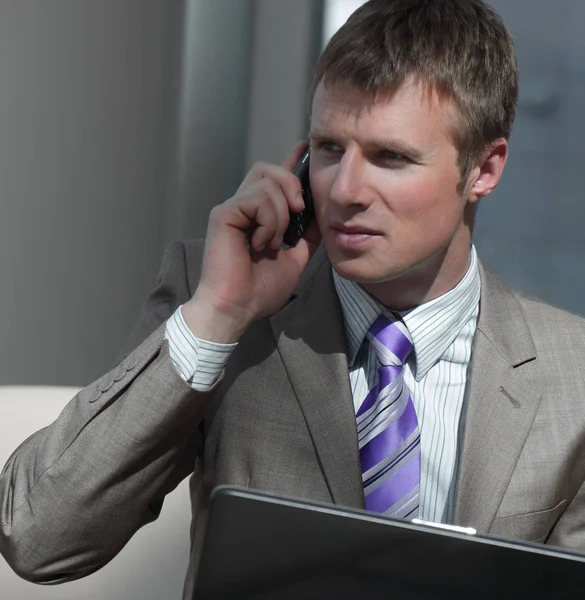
269, 246, 364, 509
268, 255, 543, 523
453, 264, 542, 532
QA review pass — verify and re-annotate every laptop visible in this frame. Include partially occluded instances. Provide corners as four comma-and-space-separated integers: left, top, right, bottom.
193, 486, 585, 599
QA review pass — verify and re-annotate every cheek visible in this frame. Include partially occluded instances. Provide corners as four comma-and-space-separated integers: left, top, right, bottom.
309, 172, 331, 215
383, 172, 462, 227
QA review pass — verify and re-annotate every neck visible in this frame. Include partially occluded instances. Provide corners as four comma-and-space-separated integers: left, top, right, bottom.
361, 237, 472, 312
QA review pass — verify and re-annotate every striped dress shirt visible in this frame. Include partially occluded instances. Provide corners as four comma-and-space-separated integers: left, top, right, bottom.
164, 307, 237, 391
164, 246, 480, 523
332, 246, 480, 522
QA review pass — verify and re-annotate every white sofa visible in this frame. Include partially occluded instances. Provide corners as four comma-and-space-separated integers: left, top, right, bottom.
0, 386, 191, 600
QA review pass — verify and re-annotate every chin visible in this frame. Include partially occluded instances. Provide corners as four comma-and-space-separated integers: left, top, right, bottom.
326, 244, 415, 285
329, 256, 394, 284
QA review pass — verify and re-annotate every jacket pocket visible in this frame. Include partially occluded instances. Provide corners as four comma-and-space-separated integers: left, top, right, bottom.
490, 499, 567, 543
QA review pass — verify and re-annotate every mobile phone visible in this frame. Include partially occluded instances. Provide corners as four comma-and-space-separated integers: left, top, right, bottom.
283, 148, 314, 247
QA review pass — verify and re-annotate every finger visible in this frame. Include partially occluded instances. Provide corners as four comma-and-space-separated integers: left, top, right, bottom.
284, 219, 322, 274
252, 178, 290, 250
238, 159, 290, 191
241, 177, 296, 250
240, 162, 304, 213
248, 198, 279, 252
237, 180, 287, 251
266, 184, 292, 250
237, 141, 306, 198
281, 140, 309, 172
225, 173, 297, 254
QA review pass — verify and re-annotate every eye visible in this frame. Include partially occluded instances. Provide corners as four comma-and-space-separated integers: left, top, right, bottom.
372, 150, 410, 167
380, 150, 407, 162
312, 140, 344, 154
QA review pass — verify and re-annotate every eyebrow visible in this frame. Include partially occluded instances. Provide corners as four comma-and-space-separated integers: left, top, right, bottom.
308, 129, 427, 162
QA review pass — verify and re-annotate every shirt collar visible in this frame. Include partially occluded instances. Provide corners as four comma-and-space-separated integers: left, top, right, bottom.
333, 246, 481, 380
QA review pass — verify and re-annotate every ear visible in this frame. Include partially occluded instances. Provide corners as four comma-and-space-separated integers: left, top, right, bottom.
467, 138, 508, 203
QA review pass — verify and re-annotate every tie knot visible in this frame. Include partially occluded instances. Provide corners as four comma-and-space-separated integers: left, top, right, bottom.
367, 313, 413, 367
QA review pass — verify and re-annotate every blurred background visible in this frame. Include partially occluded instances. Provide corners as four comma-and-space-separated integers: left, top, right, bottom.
0, 0, 583, 386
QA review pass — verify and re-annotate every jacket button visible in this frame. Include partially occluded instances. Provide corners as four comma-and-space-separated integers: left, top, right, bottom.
113, 365, 126, 382
100, 374, 115, 393
124, 354, 139, 371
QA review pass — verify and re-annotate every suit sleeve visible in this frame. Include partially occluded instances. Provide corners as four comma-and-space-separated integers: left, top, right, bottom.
0, 240, 209, 584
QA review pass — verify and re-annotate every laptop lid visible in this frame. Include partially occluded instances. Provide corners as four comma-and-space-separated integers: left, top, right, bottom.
194, 486, 585, 599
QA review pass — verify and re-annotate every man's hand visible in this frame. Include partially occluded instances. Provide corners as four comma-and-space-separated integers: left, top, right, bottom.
181, 142, 321, 343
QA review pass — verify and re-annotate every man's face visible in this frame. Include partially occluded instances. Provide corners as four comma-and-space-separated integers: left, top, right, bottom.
309, 79, 477, 306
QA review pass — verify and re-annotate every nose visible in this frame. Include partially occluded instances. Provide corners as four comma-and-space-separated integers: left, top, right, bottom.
328, 151, 368, 207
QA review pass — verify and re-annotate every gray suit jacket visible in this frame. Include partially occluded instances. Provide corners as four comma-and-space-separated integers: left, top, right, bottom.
2, 239, 585, 599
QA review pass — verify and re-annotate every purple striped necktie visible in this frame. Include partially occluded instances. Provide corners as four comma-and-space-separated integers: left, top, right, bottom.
357, 313, 420, 519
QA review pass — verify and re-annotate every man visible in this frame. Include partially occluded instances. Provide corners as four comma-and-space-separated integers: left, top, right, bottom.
3, 0, 585, 597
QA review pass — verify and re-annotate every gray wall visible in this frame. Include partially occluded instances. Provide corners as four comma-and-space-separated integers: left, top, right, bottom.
178, 0, 321, 242
171, 0, 254, 242
474, 0, 585, 315
7, 0, 585, 387
245, 0, 322, 168
0, 0, 322, 386
0, 0, 185, 385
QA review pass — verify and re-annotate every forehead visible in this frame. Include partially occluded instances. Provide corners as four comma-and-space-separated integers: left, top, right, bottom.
310, 79, 459, 146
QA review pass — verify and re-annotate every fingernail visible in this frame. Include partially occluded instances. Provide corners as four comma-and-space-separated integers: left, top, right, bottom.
297, 194, 305, 209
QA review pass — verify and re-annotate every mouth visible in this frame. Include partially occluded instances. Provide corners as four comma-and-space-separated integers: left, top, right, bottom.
329, 222, 381, 236
329, 223, 381, 250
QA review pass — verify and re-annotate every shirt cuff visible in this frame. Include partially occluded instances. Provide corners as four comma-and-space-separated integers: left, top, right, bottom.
164, 305, 238, 391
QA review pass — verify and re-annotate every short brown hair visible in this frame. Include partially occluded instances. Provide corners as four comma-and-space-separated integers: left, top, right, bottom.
312, 0, 519, 185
